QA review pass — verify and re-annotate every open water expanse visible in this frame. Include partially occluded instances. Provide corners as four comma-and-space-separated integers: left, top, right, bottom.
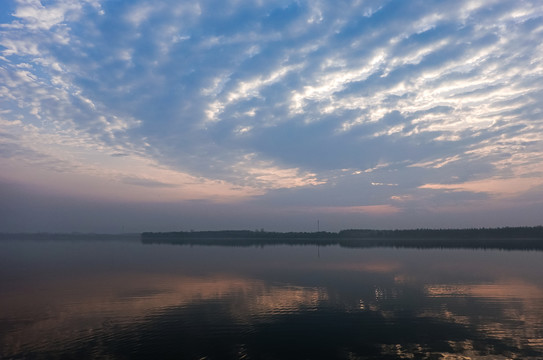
1, 234, 543, 359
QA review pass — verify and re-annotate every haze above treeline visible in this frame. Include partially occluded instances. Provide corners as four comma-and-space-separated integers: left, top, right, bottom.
2, 226, 542, 251
2, 225, 541, 237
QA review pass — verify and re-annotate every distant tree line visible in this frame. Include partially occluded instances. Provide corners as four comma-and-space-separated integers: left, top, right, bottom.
140, 226, 543, 251
338, 226, 543, 238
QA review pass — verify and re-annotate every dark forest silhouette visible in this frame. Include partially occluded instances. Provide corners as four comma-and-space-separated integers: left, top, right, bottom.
141, 226, 543, 251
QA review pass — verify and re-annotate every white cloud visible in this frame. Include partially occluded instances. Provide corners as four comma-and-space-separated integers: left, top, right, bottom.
205, 63, 303, 123
124, 2, 158, 28
12, 0, 72, 30
232, 153, 325, 190
290, 50, 386, 115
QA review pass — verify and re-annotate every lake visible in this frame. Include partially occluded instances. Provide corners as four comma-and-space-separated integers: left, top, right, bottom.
1, 234, 543, 359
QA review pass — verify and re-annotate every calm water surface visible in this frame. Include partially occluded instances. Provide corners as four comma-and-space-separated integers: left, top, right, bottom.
1, 235, 543, 359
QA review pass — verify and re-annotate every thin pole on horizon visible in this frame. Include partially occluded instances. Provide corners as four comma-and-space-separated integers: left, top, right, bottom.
317, 220, 320, 232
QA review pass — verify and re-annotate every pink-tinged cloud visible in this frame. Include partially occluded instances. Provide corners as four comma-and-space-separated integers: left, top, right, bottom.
310, 204, 402, 215
419, 177, 543, 198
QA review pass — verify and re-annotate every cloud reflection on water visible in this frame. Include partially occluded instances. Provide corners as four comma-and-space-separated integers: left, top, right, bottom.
423, 279, 543, 357
1, 272, 329, 357
1, 240, 543, 359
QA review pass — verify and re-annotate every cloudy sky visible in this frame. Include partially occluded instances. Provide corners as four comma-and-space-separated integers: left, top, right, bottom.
1, 0, 543, 233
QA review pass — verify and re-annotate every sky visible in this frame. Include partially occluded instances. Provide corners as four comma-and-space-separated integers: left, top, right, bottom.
1, 0, 543, 233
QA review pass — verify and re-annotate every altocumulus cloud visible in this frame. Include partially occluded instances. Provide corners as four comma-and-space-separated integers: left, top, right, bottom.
1, 0, 543, 231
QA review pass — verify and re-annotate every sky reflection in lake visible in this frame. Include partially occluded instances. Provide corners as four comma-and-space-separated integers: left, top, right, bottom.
1, 236, 543, 359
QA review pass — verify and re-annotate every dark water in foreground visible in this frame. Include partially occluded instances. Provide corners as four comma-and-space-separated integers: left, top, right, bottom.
1, 235, 543, 359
